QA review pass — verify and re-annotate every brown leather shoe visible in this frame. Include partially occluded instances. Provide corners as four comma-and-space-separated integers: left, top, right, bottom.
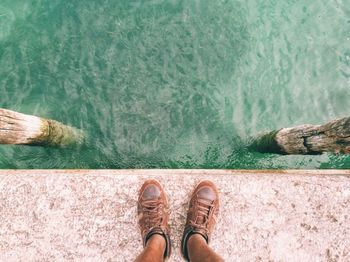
181, 180, 220, 261
137, 179, 171, 259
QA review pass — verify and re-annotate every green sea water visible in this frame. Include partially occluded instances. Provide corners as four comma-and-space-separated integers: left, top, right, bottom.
0, 0, 349, 169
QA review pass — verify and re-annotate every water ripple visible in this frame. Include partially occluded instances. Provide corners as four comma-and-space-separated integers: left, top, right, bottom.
0, 0, 349, 169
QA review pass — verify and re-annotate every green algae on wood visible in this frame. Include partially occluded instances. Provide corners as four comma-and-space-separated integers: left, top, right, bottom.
251, 130, 282, 154
253, 117, 350, 155
0, 108, 84, 147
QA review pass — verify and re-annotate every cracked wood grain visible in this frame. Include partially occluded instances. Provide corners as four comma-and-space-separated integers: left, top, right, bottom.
252, 117, 350, 154
0, 108, 84, 147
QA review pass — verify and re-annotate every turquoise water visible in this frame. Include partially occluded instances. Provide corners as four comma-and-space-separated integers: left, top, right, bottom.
0, 0, 349, 169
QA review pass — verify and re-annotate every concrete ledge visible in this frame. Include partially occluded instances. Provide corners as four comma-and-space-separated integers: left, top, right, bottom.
0, 170, 349, 261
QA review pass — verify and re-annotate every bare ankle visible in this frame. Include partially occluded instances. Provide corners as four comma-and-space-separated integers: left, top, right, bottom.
187, 233, 207, 248
146, 234, 166, 253
187, 234, 224, 262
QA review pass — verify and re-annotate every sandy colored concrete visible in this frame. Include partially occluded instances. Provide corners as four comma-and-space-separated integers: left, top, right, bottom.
0, 170, 349, 262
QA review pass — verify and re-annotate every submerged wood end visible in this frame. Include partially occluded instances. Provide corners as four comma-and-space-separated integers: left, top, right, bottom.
0, 108, 84, 147
253, 117, 350, 155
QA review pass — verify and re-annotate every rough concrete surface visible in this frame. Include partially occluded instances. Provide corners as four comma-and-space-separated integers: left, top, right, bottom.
0, 170, 349, 262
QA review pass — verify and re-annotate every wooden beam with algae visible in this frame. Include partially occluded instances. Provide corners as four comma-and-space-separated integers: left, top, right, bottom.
252, 117, 350, 154
0, 108, 84, 147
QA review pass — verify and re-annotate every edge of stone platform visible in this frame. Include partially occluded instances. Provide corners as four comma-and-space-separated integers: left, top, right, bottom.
0, 169, 349, 177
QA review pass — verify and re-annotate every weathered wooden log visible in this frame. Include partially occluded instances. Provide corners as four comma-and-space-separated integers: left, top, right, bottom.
0, 108, 84, 146
252, 117, 350, 154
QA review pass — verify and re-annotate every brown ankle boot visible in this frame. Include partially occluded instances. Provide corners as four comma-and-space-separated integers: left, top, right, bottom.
137, 179, 171, 259
181, 180, 220, 261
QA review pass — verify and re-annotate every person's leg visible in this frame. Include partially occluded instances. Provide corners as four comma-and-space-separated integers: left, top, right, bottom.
134, 180, 171, 262
181, 180, 224, 262
134, 234, 165, 262
187, 234, 224, 262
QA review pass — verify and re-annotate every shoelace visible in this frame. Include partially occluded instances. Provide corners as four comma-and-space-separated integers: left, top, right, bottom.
189, 198, 215, 232
142, 199, 164, 228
